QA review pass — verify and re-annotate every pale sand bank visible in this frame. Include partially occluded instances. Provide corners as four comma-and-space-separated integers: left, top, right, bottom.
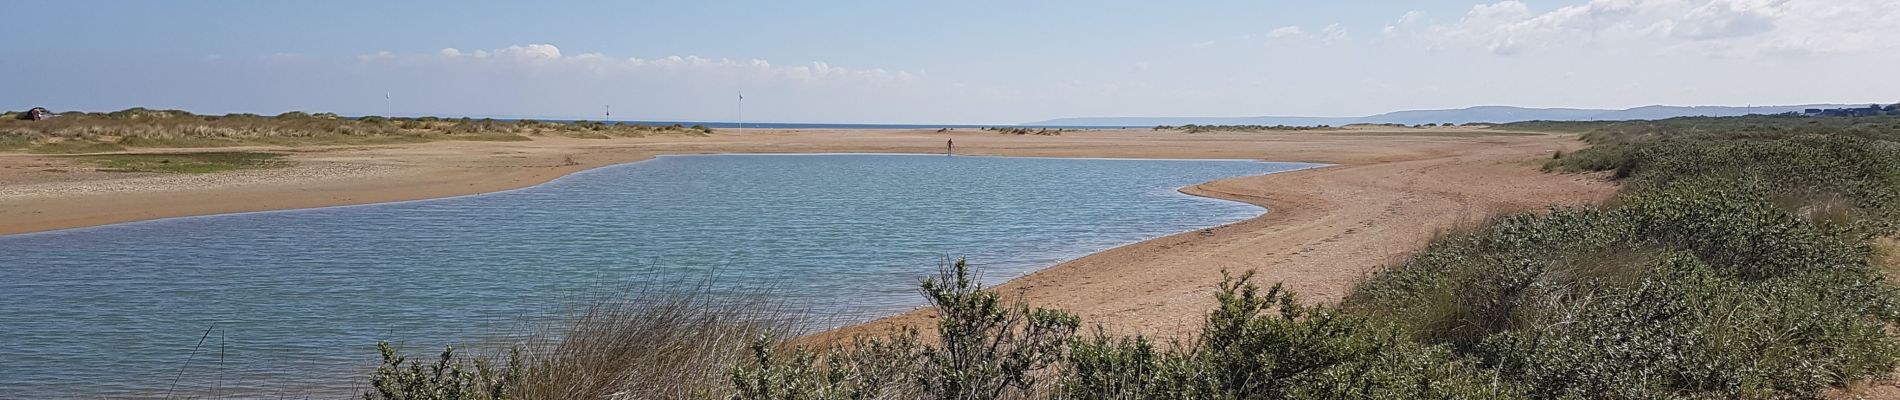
0, 127, 1614, 337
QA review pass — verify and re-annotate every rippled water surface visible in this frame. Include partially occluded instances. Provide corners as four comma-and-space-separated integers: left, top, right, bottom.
0, 154, 1316, 398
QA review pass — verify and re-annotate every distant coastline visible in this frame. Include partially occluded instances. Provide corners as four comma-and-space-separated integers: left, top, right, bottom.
1027, 103, 1870, 127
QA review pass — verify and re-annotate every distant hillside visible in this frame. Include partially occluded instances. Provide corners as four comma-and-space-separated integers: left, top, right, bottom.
1028, 104, 1863, 127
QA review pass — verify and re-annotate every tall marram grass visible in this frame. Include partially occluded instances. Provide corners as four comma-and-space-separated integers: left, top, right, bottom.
365, 286, 801, 400
517, 288, 801, 399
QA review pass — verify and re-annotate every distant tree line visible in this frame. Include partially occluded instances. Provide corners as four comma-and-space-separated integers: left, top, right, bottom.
1796, 103, 1900, 118
982, 126, 1064, 136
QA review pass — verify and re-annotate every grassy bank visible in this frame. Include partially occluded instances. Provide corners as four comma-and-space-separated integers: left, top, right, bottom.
355, 115, 1900, 399
0, 108, 713, 152
67, 151, 287, 173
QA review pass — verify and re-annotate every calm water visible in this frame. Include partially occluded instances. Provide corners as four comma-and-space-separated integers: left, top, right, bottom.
0, 154, 1316, 398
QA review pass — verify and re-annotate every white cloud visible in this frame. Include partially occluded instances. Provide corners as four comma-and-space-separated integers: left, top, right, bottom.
433, 43, 563, 61
357, 44, 920, 86
294, 44, 951, 121
1319, 24, 1352, 44
357, 51, 395, 62
1261, 24, 1351, 45
1384, 11, 1428, 37
1673, 0, 1778, 39
1386, 0, 1900, 57
1267, 26, 1305, 39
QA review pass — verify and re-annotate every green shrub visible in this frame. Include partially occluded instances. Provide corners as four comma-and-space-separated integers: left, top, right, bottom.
1363, 115, 1900, 397
1475, 252, 1899, 399
1542, 144, 1631, 173
732, 333, 924, 400
1347, 179, 1900, 399
917, 259, 1080, 399
1064, 271, 1520, 400
364, 341, 521, 400
1549, 135, 1900, 237
732, 258, 1079, 400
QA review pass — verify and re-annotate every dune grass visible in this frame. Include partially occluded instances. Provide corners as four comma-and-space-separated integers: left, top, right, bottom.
69, 152, 286, 173
0, 108, 710, 153
28, 141, 127, 154
363, 284, 804, 400
0, 133, 29, 151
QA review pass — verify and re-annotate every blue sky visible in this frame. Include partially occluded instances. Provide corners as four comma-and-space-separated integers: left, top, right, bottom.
5, 1, 1896, 123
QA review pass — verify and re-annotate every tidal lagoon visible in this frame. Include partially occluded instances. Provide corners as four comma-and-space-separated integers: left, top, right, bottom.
0, 154, 1316, 397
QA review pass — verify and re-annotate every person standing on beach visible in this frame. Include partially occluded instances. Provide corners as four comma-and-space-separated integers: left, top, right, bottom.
947, 139, 954, 156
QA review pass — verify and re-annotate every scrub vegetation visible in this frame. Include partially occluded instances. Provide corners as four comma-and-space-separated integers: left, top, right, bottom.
363, 114, 1900, 399
68, 151, 287, 173
0, 108, 713, 152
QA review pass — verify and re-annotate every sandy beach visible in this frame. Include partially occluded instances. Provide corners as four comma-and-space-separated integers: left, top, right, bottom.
0, 127, 1615, 337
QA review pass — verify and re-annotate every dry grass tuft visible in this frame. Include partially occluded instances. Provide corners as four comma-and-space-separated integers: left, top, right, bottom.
512, 287, 804, 399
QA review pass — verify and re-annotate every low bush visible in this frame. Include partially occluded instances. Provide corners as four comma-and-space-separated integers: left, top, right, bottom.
364, 342, 521, 400
1351, 115, 1900, 398
1062, 271, 1519, 400
732, 258, 1080, 400
1347, 184, 1900, 397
